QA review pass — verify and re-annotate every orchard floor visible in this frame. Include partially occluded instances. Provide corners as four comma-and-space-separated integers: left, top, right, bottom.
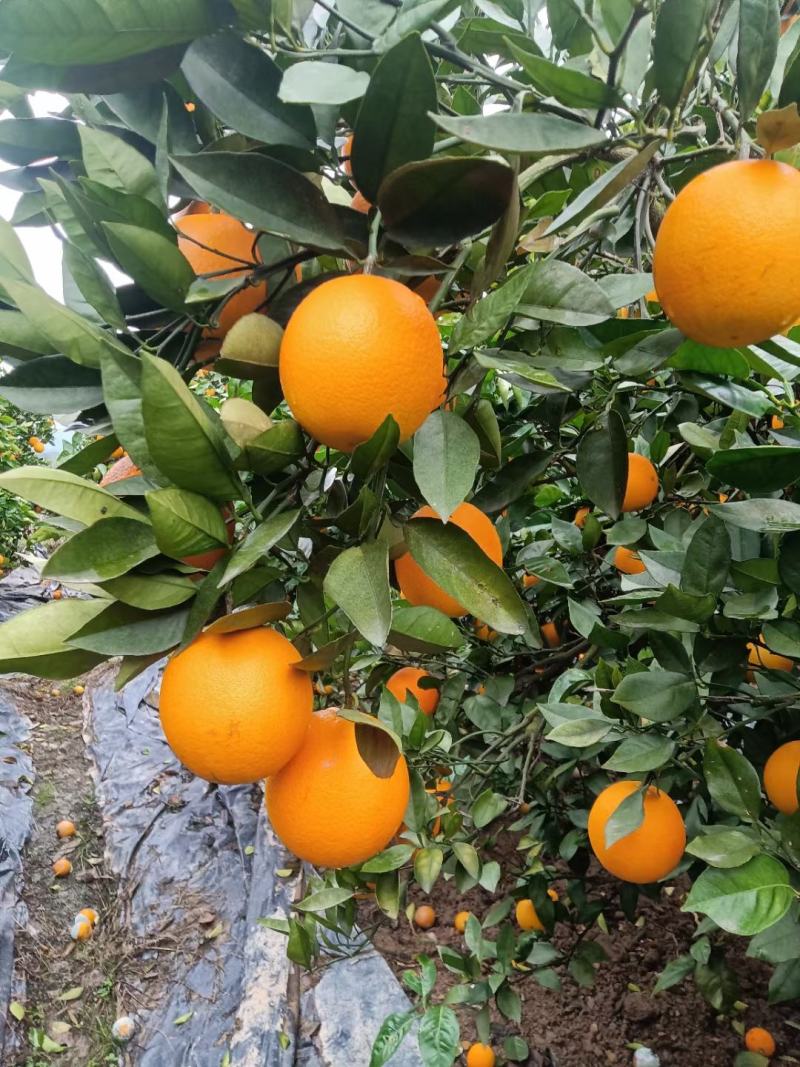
3, 669, 798, 1067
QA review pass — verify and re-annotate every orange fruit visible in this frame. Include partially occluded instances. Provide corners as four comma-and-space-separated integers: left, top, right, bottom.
748, 639, 793, 673
172, 199, 211, 221
176, 213, 267, 348
70, 915, 93, 941
100, 455, 141, 487
541, 620, 560, 648
574, 505, 590, 527
653, 160, 800, 347
160, 627, 312, 784
588, 781, 685, 884
772, 414, 785, 430
466, 1043, 496, 1067
745, 1027, 776, 1057
523, 573, 540, 589
414, 904, 436, 929
110, 446, 125, 460
351, 190, 371, 213
266, 708, 410, 867
396, 502, 502, 617
280, 275, 445, 452
386, 666, 439, 716
473, 621, 498, 642
764, 741, 800, 815
51, 589, 63, 600
454, 910, 472, 933
56, 819, 76, 838
28, 436, 45, 453
341, 132, 354, 177
52, 858, 72, 877
622, 453, 659, 512
547, 887, 559, 902
614, 545, 645, 575
515, 898, 544, 932
79, 907, 99, 927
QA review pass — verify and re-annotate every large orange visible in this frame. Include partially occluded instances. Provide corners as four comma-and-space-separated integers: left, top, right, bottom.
159, 627, 312, 784
653, 160, 800, 347
588, 780, 685, 884
622, 453, 659, 512
266, 707, 410, 867
395, 502, 503, 617
175, 213, 267, 348
764, 740, 800, 814
279, 275, 446, 452
386, 666, 439, 716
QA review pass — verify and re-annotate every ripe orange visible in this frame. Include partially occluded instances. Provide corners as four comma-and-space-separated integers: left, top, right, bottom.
266, 708, 410, 867
541, 620, 560, 648
772, 415, 785, 430
764, 741, 800, 815
110, 446, 125, 460
52, 858, 72, 877
515, 898, 544, 932
574, 505, 590, 527
28, 436, 45, 453
100, 455, 141, 487
396, 502, 502, 617
466, 1043, 495, 1067
79, 907, 99, 927
748, 639, 793, 673
588, 780, 685, 883
56, 819, 76, 839
341, 133, 354, 177
523, 573, 540, 589
160, 627, 312, 784
175, 213, 266, 349
653, 160, 800, 347
279, 275, 445, 452
622, 453, 659, 512
614, 545, 645, 575
70, 915, 93, 941
745, 1027, 776, 1057
414, 904, 436, 929
454, 910, 472, 933
386, 667, 439, 716
351, 190, 371, 214
473, 620, 498, 642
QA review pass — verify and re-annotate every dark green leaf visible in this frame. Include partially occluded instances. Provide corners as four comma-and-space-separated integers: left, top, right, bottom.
506, 39, 622, 108
472, 451, 552, 513
219, 508, 300, 585
413, 411, 480, 523
577, 410, 628, 520
62, 242, 125, 329
681, 514, 730, 597
448, 263, 533, 353
102, 572, 196, 611
603, 734, 675, 773
703, 741, 762, 821
738, 0, 780, 119
612, 669, 697, 721
0, 355, 103, 414
706, 446, 800, 493
653, 0, 714, 110
99, 348, 164, 485
518, 260, 615, 326
0, 117, 80, 166
604, 785, 644, 848
103, 222, 194, 312
68, 601, 189, 656
43, 517, 158, 582
432, 112, 607, 155
653, 955, 696, 993
390, 605, 462, 652
324, 542, 392, 646
471, 788, 508, 829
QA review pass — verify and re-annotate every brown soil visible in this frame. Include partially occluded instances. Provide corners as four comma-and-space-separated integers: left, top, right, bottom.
363, 851, 799, 1067
2, 676, 140, 1067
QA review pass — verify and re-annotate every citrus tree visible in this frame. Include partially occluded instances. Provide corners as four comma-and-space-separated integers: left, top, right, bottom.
0, 396, 52, 563
1, 0, 800, 1063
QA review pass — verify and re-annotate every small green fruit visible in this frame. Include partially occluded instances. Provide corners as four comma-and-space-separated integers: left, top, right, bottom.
218, 313, 283, 378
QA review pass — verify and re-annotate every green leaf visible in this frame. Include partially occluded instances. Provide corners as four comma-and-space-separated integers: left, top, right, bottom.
668, 341, 751, 379
78, 125, 161, 207
681, 514, 730, 597
418, 1005, 460, 1067
653, 955, 696, 993
505, 39, 622, 108
0, 599, 108, 678
244, 421, 305, 477
0, 308, 55, 359
171, 152, 345, 251
0, 0, 219, 65
370, 1012, 415, 1067
389, 605, 463, 653
683, 855, 794, 935
0, 466, 146, 525
413, 412, 480, 523
703, 741, 762, 821
376, 0, 453, 49
471, 788, 508, 829
473, 351, 570, 393
706, 446, 800, 493
653, 0, 714, 110
448, 263, 533, 353
738, 0, 780, 120
146, 488, 228, 559
604, 785, 644, 848
218, 508, 300, 585
686, 827, 762, 869
99, 348, 164, 485
9, 1001, 25, 1021
577, 410, 628, 520
0, 355, 103, 415
612, 669, 697, 721
432, 112, 607, 155
518, 260, 615, 327
181, 31, 314, 150
543, 144, 658, 234
3, 278, 129, 369
103, 223, 193, 313
352, 34, 437, 205
0, 118, 80, 168
294, 886, 354, 912
1, 44, 187, 95
140, 353, 241, 502
203, 602, 291, 636
414, 847, 444, 893
471, 451, 552, 514
603, 734, 676, 773
0, 217, 35, 283
404, 517, 528, 635
43, 517, 158, 582
769, 958, 800, 1003
350, 415, 401, 481
101, 572, 196, 611
67, 601, 189, 656
279, 61, 370, 105
453, 841, 481, 879
62, 242, 125, 330
708, 498, 800, 533
323, 542, 392, 646
747, 905, 800, 962
360, 845, 416, 874
378, 156, 515, 248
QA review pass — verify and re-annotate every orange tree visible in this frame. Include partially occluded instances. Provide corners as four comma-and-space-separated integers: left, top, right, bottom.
2, 0, 800, 1063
